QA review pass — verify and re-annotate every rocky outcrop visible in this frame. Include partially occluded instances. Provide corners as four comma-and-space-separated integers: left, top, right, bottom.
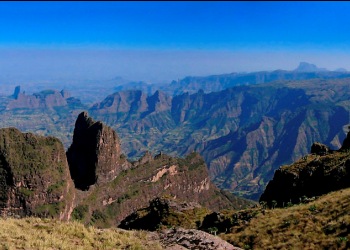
90, 90, 149, 115
12, 86, 21, 99
147, 90, 172, 113
0, 112, 249, 227
60, 89, 71, 99
259, 131, 350, 207
6, 88, 73, 110
119, 197, 203, 231
311, 142, 331, 155
0, 128, 74, 220
90, 90, 172, 122
151, 227, 242, 250
66, 112, 130, 190
121, 197, 242, 249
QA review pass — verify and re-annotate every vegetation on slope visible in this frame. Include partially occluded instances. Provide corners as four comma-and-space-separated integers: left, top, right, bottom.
0, 127, 74, 219
260, 151, 350, 206
0, 217, 162, 250
72, 151, 253, 228
1, 77, 349, 200
219, 187, 350, 249
119, 197, 211, 231
89, 78, 350, 200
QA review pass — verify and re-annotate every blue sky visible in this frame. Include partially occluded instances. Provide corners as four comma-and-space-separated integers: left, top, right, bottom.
0, 1, 350, 82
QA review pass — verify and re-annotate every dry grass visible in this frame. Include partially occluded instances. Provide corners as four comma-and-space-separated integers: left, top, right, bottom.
221, 187, 350, 249
0, 217, 162, 250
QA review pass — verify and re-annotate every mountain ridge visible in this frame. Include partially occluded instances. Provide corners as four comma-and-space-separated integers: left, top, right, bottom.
294, 62, 328, 72
0, 65, 349, 200
0, 111, 252, 228
89, 78, 350, 199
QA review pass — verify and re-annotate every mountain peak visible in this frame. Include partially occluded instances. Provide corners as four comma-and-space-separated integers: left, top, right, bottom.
67, 111, 128, 190
335, 67, 348, 72
294, 62, 328, 72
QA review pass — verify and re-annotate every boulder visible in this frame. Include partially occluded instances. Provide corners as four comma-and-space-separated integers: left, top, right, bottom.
152, 227, 242, 250
311, 142, 330, 155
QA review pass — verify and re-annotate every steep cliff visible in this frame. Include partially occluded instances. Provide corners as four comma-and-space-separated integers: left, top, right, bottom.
259, 131, 350, 207
0, 128, 74, 220
67, 112, 251, 227
0, 111, 248, 227
66, 112, 130, 190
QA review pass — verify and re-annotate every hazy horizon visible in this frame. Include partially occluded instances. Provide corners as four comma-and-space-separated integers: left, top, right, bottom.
0, 2, 350, 84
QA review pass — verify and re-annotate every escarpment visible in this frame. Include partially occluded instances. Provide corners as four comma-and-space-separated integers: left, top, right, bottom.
0, 111, 251, 228
260, 130, 350, 207
0, 128, 74, 220
67, 113, 252, 226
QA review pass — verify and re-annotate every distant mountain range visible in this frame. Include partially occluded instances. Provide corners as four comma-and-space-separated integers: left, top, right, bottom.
294, 62, 328, 72
0, 62, 349, 200
159, 63, 349, 95
1, 62, 350, 249
88, 77, 350, 199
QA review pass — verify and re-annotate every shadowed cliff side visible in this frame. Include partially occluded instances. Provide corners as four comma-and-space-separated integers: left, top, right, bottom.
66, 112, 130, 190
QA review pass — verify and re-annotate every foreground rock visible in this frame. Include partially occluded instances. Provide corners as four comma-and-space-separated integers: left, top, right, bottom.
150, 227, 242, 250
0, 128, 74, 220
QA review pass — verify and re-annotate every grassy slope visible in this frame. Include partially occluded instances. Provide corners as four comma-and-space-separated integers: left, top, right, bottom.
2, 188, 350, 249
221, 187, 350, 249
0, 217, 162, 250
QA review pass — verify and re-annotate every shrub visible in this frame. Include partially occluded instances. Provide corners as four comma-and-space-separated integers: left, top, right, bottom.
71, 205, 89, 221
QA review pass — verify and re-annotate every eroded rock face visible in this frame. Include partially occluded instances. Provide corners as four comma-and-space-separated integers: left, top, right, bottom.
0, 128, 74, 220
66, 112, 130, 190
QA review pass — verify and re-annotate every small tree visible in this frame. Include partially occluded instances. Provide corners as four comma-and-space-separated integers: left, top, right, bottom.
259, 201, 267, 209
271, 200, 278, 209
208, 227, 218, 236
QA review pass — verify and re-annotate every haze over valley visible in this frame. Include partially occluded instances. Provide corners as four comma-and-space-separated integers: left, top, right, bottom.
1, 62, 349, 200
1, 2, 350, 249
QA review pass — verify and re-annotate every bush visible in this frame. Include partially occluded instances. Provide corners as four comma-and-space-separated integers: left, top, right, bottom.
71, 205, 89, 221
